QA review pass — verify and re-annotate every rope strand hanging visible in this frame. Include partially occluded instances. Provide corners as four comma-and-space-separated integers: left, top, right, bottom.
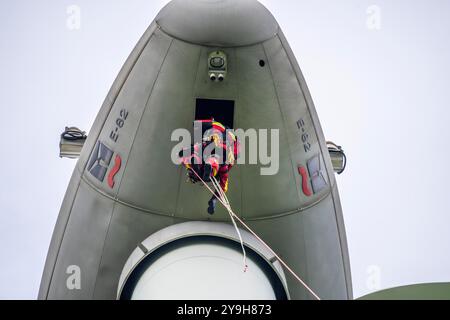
211, 176, 248, 272
189, 168, 321, 300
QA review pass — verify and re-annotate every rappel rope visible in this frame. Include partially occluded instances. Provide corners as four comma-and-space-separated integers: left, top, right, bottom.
210, 176, 248, 272
189, 168, 321, 301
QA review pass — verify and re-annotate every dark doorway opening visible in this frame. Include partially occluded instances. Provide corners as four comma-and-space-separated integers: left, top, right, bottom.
195, 98, 235, 128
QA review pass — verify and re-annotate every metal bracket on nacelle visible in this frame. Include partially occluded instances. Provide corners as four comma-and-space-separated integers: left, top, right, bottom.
59, 127, 87, 159
327, 141, 347, 174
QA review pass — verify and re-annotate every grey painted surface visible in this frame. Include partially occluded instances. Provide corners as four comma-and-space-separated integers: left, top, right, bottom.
39, 0, 352, 300
247, 193, 348, 300
156, 0, 279, 47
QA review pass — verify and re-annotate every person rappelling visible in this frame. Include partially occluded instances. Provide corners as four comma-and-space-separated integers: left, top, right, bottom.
179, 119, 239, 214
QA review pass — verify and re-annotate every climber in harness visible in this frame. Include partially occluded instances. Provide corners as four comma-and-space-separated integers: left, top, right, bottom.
179, 119, 239, 215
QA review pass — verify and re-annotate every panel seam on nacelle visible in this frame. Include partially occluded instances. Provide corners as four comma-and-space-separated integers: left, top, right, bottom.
42, 176, 82, 299
90, 36, 175, 299
276, 32, 353, 299
174, 42, 204, 218
260, 43, 304, 208
78, 22, 159, 176
155, 22, 280, 49
80, 174, 335, 222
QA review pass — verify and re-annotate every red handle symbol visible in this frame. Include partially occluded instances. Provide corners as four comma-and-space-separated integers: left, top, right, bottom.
298, 166, 312, 197
108, 155, 122, 189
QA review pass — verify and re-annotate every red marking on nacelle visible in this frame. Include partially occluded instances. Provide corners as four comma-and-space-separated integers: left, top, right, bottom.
298, 166, 312, 197
108, 155, 122, 189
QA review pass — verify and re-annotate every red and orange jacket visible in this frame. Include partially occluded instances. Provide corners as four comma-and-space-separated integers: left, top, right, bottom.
180, 120, 239, 192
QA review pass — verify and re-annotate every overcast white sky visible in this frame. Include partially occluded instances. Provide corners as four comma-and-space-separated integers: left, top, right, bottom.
1, 0, 449, 299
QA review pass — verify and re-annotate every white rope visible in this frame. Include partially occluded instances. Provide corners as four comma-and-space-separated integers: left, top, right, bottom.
210, 176, 248, 272
190, 168, 321, 300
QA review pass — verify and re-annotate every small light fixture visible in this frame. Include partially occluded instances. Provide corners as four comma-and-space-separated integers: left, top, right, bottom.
208, 51, 227, 82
